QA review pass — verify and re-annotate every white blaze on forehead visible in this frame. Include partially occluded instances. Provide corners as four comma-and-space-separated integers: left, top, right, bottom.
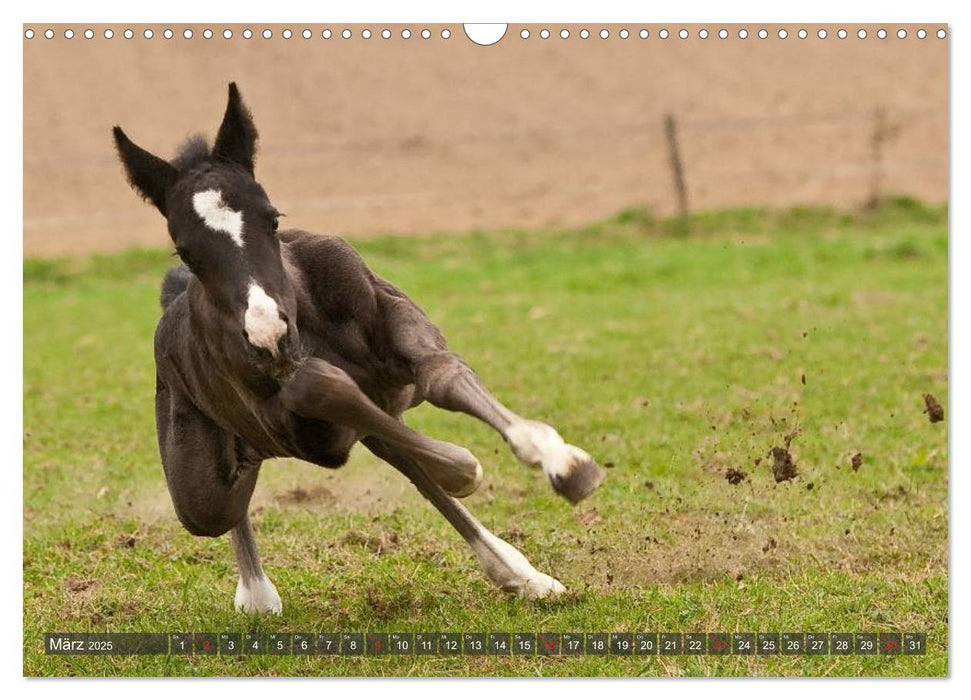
192, 188, 244, 247
244, 282, 287, 356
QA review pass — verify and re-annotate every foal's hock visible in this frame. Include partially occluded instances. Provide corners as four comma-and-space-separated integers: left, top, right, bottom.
114, 83, 605, 614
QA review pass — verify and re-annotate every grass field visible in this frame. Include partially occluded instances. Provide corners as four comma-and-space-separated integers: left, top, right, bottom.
23, 199, 948, 676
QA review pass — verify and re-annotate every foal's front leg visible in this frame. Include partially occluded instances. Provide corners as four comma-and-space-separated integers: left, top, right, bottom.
280, 358, 483, 497
232, 514, 282, 614
364, 437, 565, 599
156, 378, 281, 614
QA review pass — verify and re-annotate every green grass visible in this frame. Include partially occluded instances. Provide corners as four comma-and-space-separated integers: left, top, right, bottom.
23, 199, 948, 676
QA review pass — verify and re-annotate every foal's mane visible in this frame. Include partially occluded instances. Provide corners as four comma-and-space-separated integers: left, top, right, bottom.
171, 134, 211, 171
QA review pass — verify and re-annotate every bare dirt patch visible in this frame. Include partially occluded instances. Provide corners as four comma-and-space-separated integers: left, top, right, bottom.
275, 484, 336, 506
577, 508, 604, 528
365, 588, 417, 623
561, 488, 947, 593
256, 454, 417, 516
65, 577, 95, 593
341, 530, 400, 555
114, 533, 139, 549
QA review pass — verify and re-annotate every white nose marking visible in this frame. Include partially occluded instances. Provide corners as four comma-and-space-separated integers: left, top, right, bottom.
244, 282, 287, 356
192, 188, 244, 247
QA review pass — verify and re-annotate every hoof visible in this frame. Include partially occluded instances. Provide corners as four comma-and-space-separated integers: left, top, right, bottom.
422, 442, 483, 498
504, 420, 606, 502
514, 574, 567, 600
445, 457, 483, 498
473, 530, 567, 599
549, 446, 606, 504
234, 574, 282, 615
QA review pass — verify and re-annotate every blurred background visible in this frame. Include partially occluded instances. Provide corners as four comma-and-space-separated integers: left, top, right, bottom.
23, 23, 948, 257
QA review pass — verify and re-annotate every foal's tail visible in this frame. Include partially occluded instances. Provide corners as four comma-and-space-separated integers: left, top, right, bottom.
160, 265, 193, 310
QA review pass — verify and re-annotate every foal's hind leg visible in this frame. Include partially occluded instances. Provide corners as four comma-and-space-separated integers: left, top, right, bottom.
380, 292, 605, 503
417, 353, 604, 502
364, 437, 565, 598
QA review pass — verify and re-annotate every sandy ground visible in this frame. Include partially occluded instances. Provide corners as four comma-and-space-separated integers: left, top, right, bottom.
24, 23, 948, 257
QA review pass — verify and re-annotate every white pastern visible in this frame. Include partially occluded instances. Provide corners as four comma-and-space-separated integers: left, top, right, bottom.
244, 282, 287, 355
192, 188, 244, 247
471, 529, 566, 599
234, 574, 282, 614
504, 419, 586, 479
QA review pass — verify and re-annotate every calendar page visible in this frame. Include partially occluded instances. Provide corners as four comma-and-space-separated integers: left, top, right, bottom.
22, 19, 948, 679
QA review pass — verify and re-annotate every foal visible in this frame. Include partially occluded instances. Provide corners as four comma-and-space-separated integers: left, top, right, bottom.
114, 84, 605, 614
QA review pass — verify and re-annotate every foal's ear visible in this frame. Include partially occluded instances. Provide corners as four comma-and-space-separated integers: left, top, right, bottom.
212, 82, 259, 174
113, 126, 178, 216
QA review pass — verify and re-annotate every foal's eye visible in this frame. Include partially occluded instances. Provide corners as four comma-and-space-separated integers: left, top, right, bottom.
271, 216, 280, 232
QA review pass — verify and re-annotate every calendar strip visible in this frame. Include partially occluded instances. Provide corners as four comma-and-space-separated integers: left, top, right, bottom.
45, 632, 926, 656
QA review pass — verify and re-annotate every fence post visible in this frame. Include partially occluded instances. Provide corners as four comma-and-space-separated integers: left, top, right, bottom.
664, 113, 690, 222
866, 106, 900, 209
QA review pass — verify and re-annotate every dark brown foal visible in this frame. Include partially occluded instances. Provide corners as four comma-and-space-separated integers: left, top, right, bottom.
116, 83, 605, 614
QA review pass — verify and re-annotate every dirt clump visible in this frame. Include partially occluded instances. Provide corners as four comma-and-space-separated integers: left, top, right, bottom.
725, 468, 748, 485
770, 446, 798, 482
923, 394, 944, 423
851, 452, 863, 472
768, 428, 800, 482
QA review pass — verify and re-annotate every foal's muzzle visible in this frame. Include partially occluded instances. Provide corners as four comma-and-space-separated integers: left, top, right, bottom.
243, 283, 289, 356
243, 323, 300, 379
